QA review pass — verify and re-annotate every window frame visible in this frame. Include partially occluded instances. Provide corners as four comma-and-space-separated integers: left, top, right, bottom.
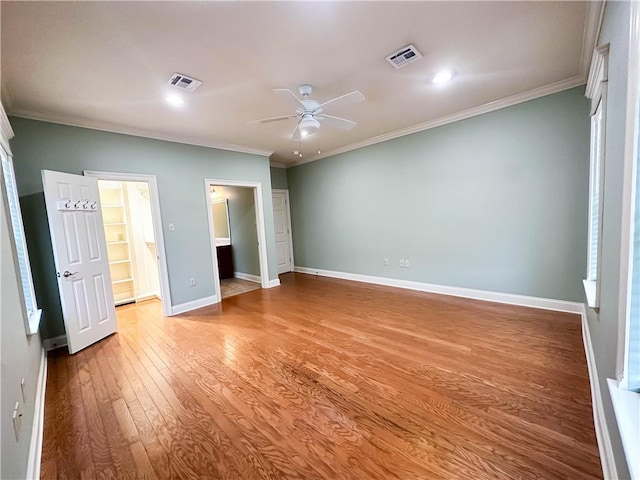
584, 44, 609, 310
1, 146, 41, 335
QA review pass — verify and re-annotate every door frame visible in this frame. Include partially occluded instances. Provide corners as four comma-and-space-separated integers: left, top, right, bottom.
272, 189, 294, 273
84, 170, 172, 317
204, 179, 269, 301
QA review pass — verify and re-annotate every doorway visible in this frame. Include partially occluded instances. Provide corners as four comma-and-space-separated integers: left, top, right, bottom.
204, 179, 269, 301
272, 189, 294, 273
85, 171, 172, 316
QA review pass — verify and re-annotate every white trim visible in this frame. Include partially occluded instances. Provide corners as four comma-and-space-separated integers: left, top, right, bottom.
272, 189, 295, 273
607, 379, 640, 479
288, 76, 586, 168
267, 278, 281, 288
135, 292, 161, 302
234, 272, 261, 283
586, 44, 610, 102
581, 307, 619, 480
293, 266, 583, 313
270, 161, 287, 168
616, 0, 640, 387
26, 348, 47, 480
170, 294, 218, 315
83, 171, 172, 317
0, 101, 15, 155
9, 110, 272, 158
42, 334, 68, 351
204, 179, 271, 304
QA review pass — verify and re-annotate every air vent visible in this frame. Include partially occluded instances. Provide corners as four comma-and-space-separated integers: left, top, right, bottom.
167, 73, 202, 92
385, 44, 423, 69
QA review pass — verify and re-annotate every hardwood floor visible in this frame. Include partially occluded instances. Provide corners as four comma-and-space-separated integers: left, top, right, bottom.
41, 272, 601, 479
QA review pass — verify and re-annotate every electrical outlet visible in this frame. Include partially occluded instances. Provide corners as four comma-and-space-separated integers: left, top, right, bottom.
384, 258, 389, 266
405, 259, 410, 268
400, 259, 405, 267
12, 402, 23, 442
189, 278, 196, 286
20, 379, 26, 402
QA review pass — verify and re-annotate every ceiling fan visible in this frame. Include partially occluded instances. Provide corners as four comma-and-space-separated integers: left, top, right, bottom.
249, 84, 364, 141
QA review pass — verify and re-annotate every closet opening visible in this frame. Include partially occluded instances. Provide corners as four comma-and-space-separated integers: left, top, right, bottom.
85, 171, 172, 317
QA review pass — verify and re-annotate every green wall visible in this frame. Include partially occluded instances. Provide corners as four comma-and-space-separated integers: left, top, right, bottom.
288, 87, 590, 302
1, 175, 43, 480
9, 117, 278, 338
270, 166, 288, 190
582, 2, 632, 477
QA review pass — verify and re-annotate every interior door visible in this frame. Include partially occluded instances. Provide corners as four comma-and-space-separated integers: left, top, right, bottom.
42, 170, 117, 354
272, 190, 292, 274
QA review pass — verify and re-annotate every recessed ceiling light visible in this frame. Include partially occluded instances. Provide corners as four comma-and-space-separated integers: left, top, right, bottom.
166, 94, 185, 106
431, 69, 455, 85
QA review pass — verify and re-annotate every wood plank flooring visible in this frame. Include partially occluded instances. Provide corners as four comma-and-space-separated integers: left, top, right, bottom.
41, 272, 602, 479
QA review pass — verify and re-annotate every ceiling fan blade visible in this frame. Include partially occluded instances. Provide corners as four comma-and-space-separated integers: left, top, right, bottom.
317, 91, 364, 111
318, 114, 356, 130
274, 88, 305, 110
247, 114, 297, 125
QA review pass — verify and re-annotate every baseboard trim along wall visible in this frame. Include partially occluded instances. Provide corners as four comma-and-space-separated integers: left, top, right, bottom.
293, 266, 584, 313
26, 348, 47, 480
267, 278, 281, 288
43, 334, 67, 351
170, 295, 218, 315
234, 272, 262, 283
581, 306, 618, 479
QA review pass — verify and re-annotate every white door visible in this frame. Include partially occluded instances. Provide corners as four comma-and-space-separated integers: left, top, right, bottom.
272, 190, 293, 274
42, 170, 117, 354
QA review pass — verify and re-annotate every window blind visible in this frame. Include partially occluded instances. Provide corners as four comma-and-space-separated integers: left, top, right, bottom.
588, 102, 603, 281
1, 151, 37, 320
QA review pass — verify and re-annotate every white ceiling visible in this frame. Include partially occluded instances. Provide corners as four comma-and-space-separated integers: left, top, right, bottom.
1, 1, 597, 167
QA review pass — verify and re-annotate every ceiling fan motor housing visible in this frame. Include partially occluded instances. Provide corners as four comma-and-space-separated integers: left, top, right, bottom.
298, 84, 313, 97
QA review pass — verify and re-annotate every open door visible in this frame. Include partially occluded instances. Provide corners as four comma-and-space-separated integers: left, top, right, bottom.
42, 170, 117, 353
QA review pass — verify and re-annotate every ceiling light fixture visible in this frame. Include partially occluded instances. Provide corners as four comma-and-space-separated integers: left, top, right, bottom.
431, 69, 455, 85
298, 116, 320, 137
166, 94, 185, 106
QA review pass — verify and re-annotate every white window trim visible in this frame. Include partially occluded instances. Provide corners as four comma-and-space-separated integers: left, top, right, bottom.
584, 43, 609, 309
610, 2, 640, 477
0, 147, 42, 335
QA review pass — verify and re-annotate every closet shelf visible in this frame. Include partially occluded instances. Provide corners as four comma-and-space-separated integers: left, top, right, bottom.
110, 259, 131, 265
107, 241, 128, 245
104, 222, 126, 226
112, 278, 134, 285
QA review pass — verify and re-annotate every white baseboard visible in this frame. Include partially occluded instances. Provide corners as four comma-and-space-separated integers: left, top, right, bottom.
581, 306, 618, 480
170, 295, 218, 315
42, 334, 67, 351
136, 292, 161, 302
234, 272, 262, 283
267, 278, 281, 288
26, 347, 47, 480
293, 266, 583, 314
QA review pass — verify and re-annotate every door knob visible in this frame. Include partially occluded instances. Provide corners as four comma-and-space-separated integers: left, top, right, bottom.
62, 271, 77, 278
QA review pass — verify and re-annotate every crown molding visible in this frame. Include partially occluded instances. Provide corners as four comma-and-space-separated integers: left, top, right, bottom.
580, 1, 607, 77
7, 108, 273, 158
289, 75, 586, 168
269, 161, 287, 168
